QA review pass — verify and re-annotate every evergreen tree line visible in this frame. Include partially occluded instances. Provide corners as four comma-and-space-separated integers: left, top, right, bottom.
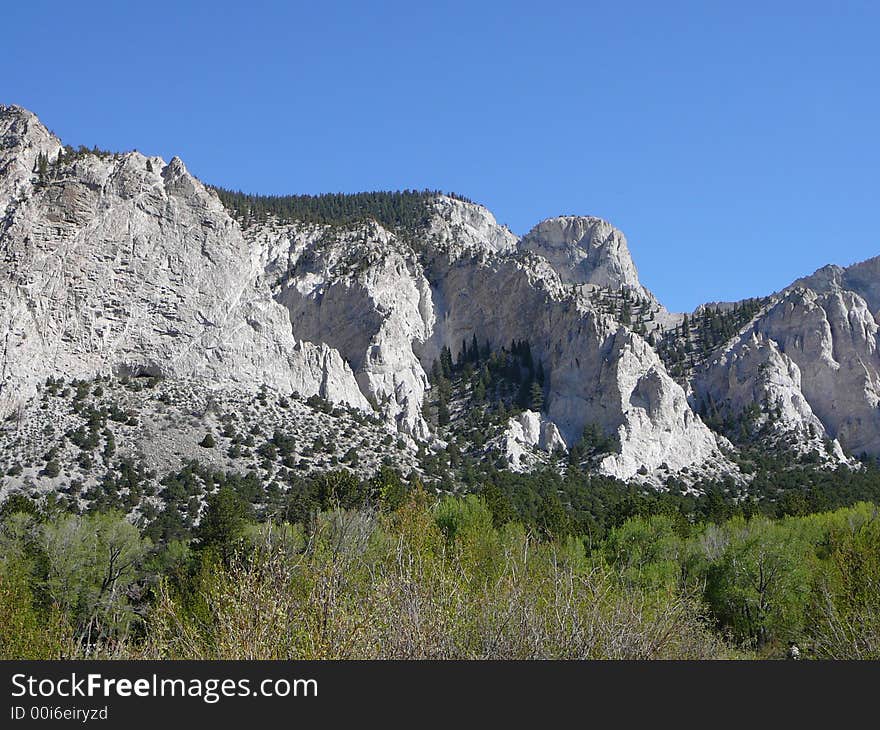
212, 187, 474, 231
33, 144, 125, 187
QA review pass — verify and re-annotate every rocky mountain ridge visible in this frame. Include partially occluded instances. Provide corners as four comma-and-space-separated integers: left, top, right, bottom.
1, 104, 877, 503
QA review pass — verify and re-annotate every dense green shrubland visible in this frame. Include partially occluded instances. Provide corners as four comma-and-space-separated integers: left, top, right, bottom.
1, 472, 879, 660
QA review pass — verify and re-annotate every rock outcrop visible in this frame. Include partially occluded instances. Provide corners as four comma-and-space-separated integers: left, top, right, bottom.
267, 220, 433, 438
252, 198, 726, 479
0, 105, 369, 416
520, 216, 656, 302
19, 102, 880, 484
0, 104, 62, 212
593, 330, 721, 478
495, 410, 567, 471
695, 281, 880, 460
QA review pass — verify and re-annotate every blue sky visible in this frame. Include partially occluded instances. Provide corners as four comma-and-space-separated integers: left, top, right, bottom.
7, 1, 878, 311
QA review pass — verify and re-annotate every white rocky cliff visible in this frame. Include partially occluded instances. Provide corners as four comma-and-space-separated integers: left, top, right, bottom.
695, 277, 880, 460
11, 103, 880, 485
495, 410, 567, 471
252, 196, 726, 480
0, 105, 369, 416
520, 216, 656, 302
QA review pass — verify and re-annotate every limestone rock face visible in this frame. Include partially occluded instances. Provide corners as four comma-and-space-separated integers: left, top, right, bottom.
496, 410, 567, 471
792, 257, 880, 316
695, 283, 879, 459
0, 105, 63, 212
752, 288, 880, 456
426, 196, 519, 258
694, 331, 846, 460
513, 410, 567, 451
698, 332, 824, 436
248, 199, 725, 479
0, 106, 368, 414
593, 330, 720, 479
774, 257, 880, 456
520, 216, 655, 302
0, 105, 751, 482
265, 220, 433, 438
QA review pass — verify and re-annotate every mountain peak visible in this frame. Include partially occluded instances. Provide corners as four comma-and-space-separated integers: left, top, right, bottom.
426, 194, 518, 255
0, 103, 40, 123
0, 104, 60, 147
519, 215, 650, 298
0, 105, 63, 211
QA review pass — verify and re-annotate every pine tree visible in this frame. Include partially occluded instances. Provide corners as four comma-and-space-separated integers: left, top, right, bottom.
529, 380, 544, 412
440, 346, 453, 379
36, 152, 48, 180
480, 364, 490, 388
196, 487, 250, 563
438, 395, 450, 426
